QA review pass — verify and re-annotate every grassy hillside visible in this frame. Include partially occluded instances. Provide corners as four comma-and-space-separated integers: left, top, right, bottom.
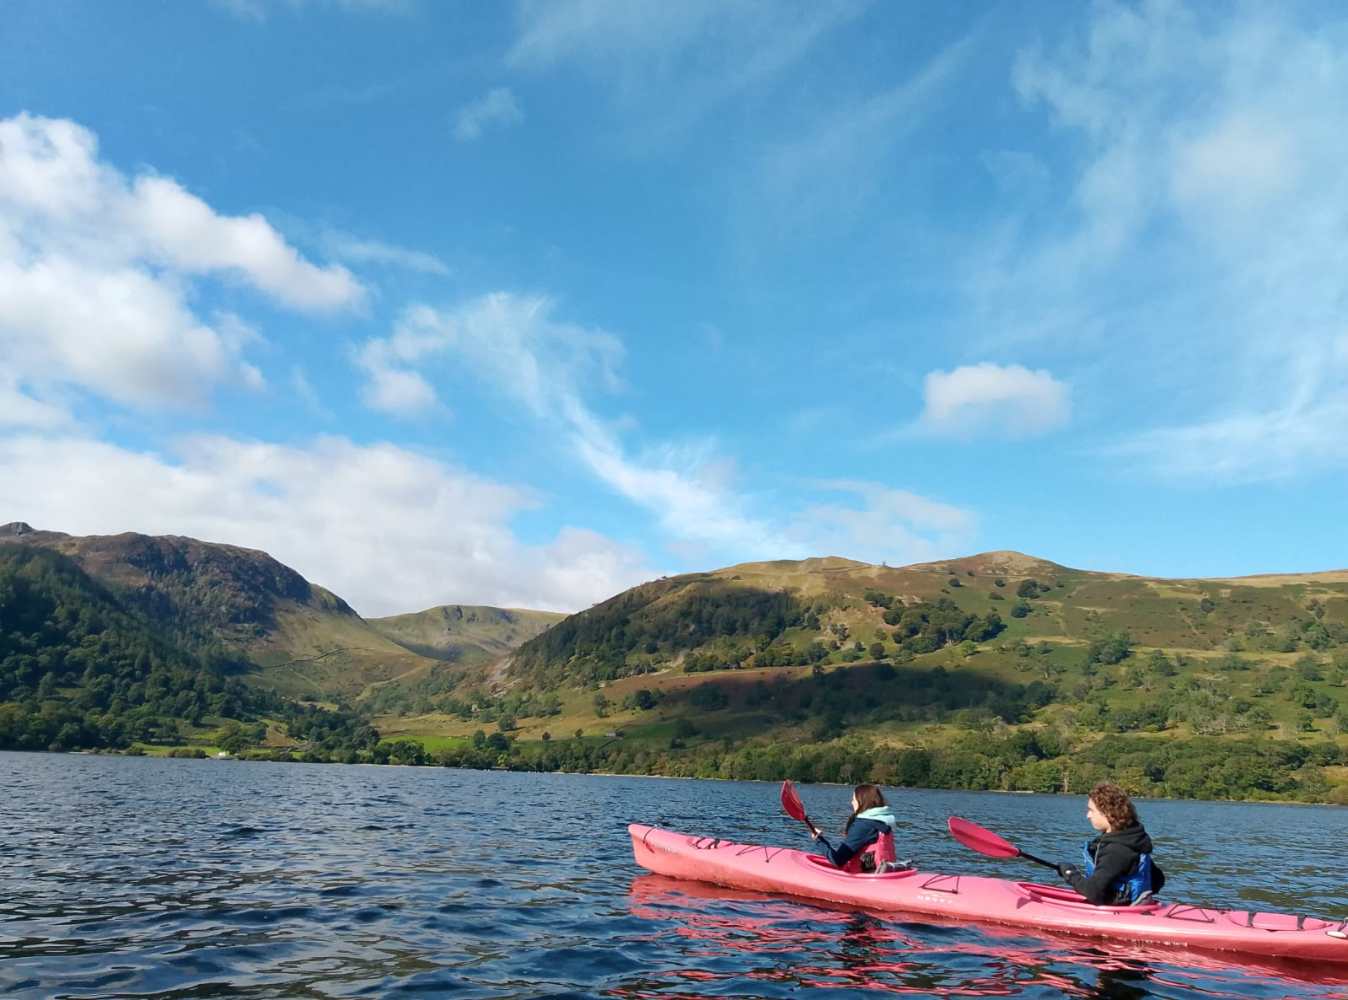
392, 551, 1348, 803
0, 522, 441, 701
358, 605, 566, 717
0, 543, 373, 756
508, 550, 1348, 686
7, 518, 1347, 802
1, 524, 567, 704
368, 604, 564, 663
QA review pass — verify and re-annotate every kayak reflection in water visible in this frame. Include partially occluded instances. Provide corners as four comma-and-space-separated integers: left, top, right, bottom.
808, 783, 903, 873
1056, 783, 1166, 905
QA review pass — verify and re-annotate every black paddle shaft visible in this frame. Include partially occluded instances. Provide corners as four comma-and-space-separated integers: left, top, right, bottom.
1019, 848, 1058, 871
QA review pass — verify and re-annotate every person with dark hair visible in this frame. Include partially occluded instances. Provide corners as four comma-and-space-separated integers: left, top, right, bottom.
1057, 782, 1165, 905
809, 784, 900, 872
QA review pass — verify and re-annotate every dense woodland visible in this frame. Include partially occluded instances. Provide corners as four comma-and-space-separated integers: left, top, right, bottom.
510, 580, 1009, 686
420, 732, 1343, 804
0, 546, 374, 755
510, 577, 808, 685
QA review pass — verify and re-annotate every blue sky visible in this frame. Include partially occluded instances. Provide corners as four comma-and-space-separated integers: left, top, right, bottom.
2, 0, 1346, 615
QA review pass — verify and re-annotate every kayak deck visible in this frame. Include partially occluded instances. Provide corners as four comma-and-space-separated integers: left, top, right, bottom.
629, 824, 1348, 964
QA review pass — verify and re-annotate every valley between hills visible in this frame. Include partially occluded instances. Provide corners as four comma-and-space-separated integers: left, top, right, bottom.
3, 521, 1346, 803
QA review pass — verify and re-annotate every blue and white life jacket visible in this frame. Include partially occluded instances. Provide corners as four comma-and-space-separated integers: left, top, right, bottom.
1082, 840, 1155, 904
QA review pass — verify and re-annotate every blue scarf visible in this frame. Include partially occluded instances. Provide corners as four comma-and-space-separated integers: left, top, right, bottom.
855, 806, 898, 830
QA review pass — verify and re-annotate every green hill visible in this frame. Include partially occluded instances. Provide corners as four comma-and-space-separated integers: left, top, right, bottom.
368, 604, 564, 664
507, 550, 1348, 686
0, 542, 254, 749
384, 551, 1348, 803
0, 524, 564, 704
0, 542, 368, 755
7, 519, 1347, 802
0, 522, 439, 701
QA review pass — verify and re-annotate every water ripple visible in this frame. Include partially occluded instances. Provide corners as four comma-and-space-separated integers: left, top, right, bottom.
1, 752, 1346, 998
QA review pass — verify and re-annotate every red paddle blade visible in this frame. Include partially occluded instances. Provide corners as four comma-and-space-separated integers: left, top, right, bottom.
780, 780, 806, 822
948, 816, 1020, 859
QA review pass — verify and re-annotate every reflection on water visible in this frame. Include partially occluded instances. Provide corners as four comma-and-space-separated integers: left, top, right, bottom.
623, 875, 1348, 998
1, 752, 1345, 998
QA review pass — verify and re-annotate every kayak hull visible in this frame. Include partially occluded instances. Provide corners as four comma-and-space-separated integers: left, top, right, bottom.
629, 824, 1348, 964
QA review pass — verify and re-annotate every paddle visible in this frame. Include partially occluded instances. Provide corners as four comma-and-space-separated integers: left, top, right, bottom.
948, 816, 1058, 872
780, 780, 820, 839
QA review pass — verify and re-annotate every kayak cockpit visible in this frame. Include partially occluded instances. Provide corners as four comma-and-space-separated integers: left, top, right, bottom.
1018, 881, 1162, 914
801, 854, 917, 879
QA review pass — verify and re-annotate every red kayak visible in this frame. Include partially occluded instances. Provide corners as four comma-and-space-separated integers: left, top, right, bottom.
629, 823, 1348, 964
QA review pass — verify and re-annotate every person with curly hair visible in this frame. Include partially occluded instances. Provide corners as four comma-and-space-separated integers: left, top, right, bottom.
1056, 783, 1165, 905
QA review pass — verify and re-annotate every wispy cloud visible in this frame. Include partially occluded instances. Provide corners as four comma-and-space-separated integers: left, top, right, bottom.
790, 480, 978, 566
1110, 396, 1348, 483
755, 30, 973, 231
355, 294, 780, 552
289, 366, 333, 420
508, 0, 865, 147
321, 229, 449, 275
354, 292, 979, 565
972, 2, 1348, 481
453, 87, 524, 142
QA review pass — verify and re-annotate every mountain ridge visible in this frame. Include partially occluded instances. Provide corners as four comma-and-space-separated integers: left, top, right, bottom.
5, 521, 1348, 801
0, 523, 564, 702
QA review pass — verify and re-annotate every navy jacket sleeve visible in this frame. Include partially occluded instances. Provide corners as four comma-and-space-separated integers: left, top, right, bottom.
816, 820, 881, 868
1064, 843, 1134, 905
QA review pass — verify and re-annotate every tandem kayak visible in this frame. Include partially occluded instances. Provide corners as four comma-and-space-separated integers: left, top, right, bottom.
628, 824, 1348, 964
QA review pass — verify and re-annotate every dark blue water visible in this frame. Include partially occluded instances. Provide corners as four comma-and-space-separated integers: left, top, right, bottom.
2, 752, 1346, 998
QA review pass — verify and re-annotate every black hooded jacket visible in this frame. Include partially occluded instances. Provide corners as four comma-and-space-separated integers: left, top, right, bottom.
1063, 823, 1165, 905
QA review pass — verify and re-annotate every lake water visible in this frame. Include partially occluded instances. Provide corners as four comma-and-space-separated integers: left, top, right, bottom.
2, 752, 1346, 998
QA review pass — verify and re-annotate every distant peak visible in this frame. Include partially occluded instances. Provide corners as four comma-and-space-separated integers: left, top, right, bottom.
1, 521, 35, 535
719, 555, 870, 574
910, 550, 1068, 575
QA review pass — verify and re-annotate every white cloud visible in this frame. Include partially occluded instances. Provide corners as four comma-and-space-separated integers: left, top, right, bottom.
453, 88, 524, 142
0, 115, 363, 310
0, 255, 240, 408
361, 294, 625, 420
790, 480, 978, 566
355, 294, 782, 551
984, 3, 1348, 480
0, 376, 71, 429
0, 113, 364, 412
355, 292, 980, 565
0, 433, 653, 615
129, 177, 362, 311
1170, 112, 1299, 221
359, 362, 439, 417
320, 229, 449, 275
918, 363, 1070, 438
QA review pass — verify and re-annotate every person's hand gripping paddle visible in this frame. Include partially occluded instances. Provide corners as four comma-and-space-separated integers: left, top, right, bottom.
947, 816, 1057, 871
780, 780, 822, 840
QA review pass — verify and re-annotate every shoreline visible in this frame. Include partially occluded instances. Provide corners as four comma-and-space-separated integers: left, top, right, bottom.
7, 749, 1344, 808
